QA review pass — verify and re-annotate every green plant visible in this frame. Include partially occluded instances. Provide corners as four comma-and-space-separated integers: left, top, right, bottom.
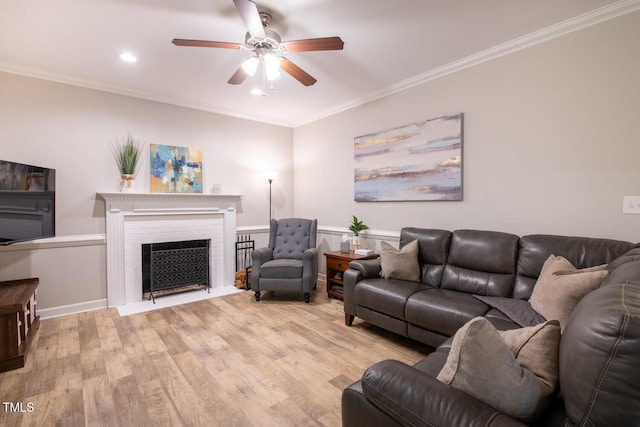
111, 133, 143, 176
349, 215, 369, 236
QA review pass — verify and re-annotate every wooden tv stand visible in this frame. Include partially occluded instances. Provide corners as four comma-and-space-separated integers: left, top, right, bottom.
0, 278, 40, 372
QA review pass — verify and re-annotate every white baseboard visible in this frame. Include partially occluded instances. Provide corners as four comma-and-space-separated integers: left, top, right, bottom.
38, 298, 107, 319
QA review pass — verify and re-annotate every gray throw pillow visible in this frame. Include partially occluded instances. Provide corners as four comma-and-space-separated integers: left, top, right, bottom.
379, 239, 420, 282
436, 317, 541, 419
529, 255, 608, 330
500, 320, 561, 417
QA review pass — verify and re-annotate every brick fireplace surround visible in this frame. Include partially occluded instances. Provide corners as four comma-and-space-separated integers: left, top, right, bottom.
99, 193, 241, 312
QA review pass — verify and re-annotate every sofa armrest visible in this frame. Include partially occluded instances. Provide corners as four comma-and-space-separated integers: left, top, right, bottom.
343, 268, 362, 318
349, 258, 382, 278
343, 259, 382, 321
360, 360, 526, 427
252, 247, 273, 266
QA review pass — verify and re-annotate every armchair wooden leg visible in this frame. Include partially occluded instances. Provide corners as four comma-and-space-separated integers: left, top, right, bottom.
304, 293, 310, 303
345, 313, 354, 326
254, 291, 261, 301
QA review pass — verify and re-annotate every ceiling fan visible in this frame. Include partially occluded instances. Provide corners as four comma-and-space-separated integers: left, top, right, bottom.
172, 0, 344, 89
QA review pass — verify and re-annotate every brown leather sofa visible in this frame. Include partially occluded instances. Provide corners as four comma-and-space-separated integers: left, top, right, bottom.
341, 227, 640, 426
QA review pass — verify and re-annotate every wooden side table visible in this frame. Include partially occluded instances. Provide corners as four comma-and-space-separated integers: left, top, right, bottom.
324, 250, 378, 300
0, 278, 40, 373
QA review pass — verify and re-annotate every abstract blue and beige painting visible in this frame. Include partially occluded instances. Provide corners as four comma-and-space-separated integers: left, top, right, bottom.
354, 113, 462, 201
150, 144, 203, 193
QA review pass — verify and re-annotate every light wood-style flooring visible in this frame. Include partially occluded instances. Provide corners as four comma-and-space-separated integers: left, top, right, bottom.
0, 284, 431, 427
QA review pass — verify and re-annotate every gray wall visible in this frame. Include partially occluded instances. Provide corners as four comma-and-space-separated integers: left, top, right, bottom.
294, 11, 640, 243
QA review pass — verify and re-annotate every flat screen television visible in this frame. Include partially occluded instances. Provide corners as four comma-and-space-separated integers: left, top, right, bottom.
0, 159, 56, 245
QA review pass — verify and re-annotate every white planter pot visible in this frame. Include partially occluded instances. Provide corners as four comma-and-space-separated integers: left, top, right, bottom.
120, 174, 135, 192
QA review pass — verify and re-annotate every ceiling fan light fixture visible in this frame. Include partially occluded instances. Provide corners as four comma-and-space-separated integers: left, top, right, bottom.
250, 87, 264, 96
172, 0, 344, 89
264, 54, 281, 81
241, 56, 259, 76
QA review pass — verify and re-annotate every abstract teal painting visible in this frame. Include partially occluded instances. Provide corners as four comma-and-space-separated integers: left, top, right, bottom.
354, 113, 463, 201
150, 144, 203, 193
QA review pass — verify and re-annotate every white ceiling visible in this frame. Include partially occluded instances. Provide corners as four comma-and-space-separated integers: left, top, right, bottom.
0, 0, 636, 127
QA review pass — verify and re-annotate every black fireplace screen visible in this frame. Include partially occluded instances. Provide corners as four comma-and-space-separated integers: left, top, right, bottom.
142, 239, 210, 303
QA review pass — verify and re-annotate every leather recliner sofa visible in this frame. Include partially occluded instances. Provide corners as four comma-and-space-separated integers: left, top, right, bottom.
341, 227, 640, 426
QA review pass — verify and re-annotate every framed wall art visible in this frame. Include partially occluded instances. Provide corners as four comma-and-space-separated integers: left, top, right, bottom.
150, 144, 203, 193
354, 113, 463, 201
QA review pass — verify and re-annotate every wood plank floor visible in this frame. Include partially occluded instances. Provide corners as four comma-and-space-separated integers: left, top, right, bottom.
0, 284, 432, 427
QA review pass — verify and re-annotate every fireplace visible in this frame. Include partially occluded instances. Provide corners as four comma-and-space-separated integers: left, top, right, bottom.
98, 192, 241, 308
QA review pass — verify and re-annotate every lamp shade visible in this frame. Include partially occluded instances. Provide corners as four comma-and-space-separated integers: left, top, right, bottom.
265, 171, 279, 182
264, 54, 281, 81
241, 56, 260, 76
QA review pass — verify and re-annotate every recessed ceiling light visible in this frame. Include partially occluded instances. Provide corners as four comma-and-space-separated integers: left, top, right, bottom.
119, 52, 137, 63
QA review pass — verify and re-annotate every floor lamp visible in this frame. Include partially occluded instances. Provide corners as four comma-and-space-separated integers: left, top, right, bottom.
265, 171, 278, 222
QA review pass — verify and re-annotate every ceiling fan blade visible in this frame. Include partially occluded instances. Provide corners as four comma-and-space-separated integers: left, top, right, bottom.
284, 36, 344, 52
172, 39, 242, 50
280, 57, 317, 86
228, 67, 249, 85
233, 0, 266, 39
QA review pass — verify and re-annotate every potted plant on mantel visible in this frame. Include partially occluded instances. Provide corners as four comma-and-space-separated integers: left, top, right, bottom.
111, 133, 144, 193
349, 215, 369, 249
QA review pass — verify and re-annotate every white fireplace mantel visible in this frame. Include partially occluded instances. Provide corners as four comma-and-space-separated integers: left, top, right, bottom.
98, 192, 241, 308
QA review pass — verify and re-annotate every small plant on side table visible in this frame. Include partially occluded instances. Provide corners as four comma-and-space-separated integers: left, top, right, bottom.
349, 215, 369, 249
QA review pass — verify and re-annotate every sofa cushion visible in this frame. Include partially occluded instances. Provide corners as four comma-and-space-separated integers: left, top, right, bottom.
379, 239, 420, 282
400, 227, 452, 286
529, 255, 608, 330
354, 278, 426, 320
441, 230, 519, 297
259, 258, 303, 279
436, 317, 541, 420
405, 289, 490, 336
